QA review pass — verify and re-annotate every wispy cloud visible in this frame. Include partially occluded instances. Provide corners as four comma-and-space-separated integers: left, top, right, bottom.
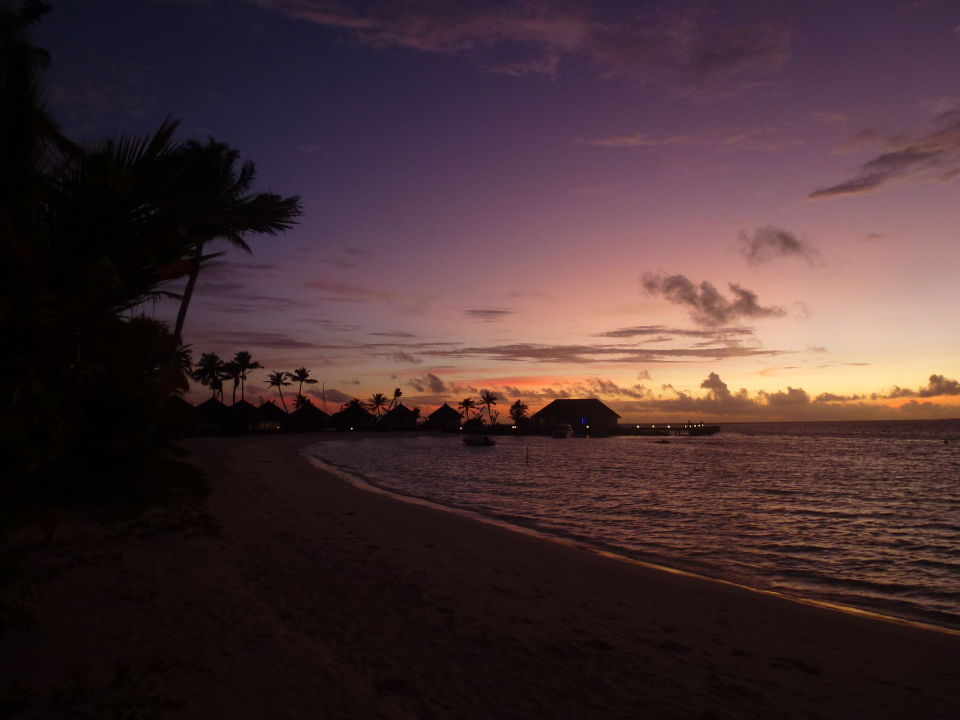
589, 125, 800, 151
205, 330, 325, 350
252, 1, 791, 98
463, 308, 516, 322
595, 325, 754, 341
641, 273, 786, 327
421, 342, 783, 365
737, 226, 821, 266
809, 105, 960, 199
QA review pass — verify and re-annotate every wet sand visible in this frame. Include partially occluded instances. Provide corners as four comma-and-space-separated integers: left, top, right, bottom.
3, 434, 959, 718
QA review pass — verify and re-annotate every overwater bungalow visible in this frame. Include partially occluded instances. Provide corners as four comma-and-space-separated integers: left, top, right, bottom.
530, 399, 621, 433
423, 402, 462, 431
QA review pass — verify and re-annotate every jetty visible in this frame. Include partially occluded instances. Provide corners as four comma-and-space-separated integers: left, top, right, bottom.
619, 423, 720, 437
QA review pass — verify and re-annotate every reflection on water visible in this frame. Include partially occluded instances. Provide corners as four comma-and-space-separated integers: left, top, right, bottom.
306, 419, 960, 630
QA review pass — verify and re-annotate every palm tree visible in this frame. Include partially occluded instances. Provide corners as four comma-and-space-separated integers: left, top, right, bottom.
479, 390, 499, 425
222, 360, 241, 404
509, 399, 528, 424
457, 397, 477, 423
286, 367, 317, 404
265, 370, 291, 412
341, 398, 365, 412
231, 350, 261, 401
388, 387, 402, 410
192, 352, 225, 400
171, 140, 301, 344
367, 392, 389, 418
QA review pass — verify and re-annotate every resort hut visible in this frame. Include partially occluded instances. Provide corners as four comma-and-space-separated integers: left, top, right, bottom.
330, 404, 375, 432
423, 402, 462, 431
289, 402, 330, 433
254, 399, 287, 432
228, 399, 258, 434
380, 403, 419, 431
530, 399, 621, 433
196, 397, 230, 434
160, 395, 199, 437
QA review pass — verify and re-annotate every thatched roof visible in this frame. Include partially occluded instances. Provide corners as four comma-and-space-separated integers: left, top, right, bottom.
428, 403, 462, 422
530, 399, 620, 423
255, 400, 288, 421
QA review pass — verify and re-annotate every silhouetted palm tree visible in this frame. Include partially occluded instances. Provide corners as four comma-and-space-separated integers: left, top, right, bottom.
341, 398, 365, 412
287, 367, 317, 404
171, 140, 301, 344
265, 370, 291, 412
457, 397, 477, 423
367, 392, 389, 417
388, 387, 402, 410
192, 352, 225, 400
222, 361, 241, 404
479, 390, 499, 425
231, 350, 262, 401
509, 399, 528, 424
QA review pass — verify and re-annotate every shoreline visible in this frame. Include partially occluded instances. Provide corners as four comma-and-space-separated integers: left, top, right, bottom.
4, 433, 959, 718
306, 445, 960, 639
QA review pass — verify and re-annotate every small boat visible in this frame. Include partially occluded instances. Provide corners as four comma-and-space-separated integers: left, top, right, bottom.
463, 435, 496, 446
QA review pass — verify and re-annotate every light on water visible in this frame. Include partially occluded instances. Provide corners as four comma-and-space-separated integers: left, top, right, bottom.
307, 420, 960, 631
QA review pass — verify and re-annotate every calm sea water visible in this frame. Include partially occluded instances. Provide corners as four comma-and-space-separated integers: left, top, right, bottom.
305, 419, 960, 631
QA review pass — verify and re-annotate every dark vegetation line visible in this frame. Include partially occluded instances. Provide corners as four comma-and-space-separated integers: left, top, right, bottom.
0, 2, 301, 507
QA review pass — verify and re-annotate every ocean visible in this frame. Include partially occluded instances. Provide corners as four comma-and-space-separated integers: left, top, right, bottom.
304, 419, 960, 631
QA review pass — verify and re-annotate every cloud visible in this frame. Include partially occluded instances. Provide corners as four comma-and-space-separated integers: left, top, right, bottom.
759, 386, 810, 406
205, 331, 324, 350
738, 226, 821, 266
808, 105, 960, 199
880, 373, 960, 399
307, 387, 354, 405
383, 351, 422, 364
596, 324, 753, 341
463, 308, 516, 322
369, 331, 419, 338
408, 373, 447, 394
252, 1, 790, 97
421, 341, 783, 364
641, 273, 786, 327
589, 125, 800, 151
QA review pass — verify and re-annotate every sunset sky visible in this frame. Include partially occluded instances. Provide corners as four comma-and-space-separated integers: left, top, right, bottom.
39, 0, 960, 421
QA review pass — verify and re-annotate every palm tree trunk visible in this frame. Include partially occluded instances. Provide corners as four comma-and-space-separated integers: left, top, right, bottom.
277, 388, 287, 413
240, 376, 245, 401
173, 240, 204, 345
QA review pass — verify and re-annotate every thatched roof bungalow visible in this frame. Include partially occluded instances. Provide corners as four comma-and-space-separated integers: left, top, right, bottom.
423, 402, 462, 430
380, 403, 419, 430
530, 399, 620, 432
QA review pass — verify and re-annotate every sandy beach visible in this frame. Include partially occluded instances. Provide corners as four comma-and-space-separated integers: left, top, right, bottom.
3, 434, 959, 719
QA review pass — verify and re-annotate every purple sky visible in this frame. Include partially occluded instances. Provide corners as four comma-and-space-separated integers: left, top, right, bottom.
39, 0, 960, 421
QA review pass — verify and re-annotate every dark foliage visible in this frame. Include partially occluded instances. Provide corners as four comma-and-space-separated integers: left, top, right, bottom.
0, 4, 299, 505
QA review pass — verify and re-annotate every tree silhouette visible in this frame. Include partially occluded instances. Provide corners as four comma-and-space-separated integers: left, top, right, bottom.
231, 350, 262, 401
171, 140, 301, 344
286, 367, 317, 404
388, 387, 402, 410
479, 390, 499, 425
457, 397, 477, 423
341, 398, 365, 411
265, 370, 291, 412
509, 399, 528, 424
192, 352, 226, 400
367, 392, 389, 417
